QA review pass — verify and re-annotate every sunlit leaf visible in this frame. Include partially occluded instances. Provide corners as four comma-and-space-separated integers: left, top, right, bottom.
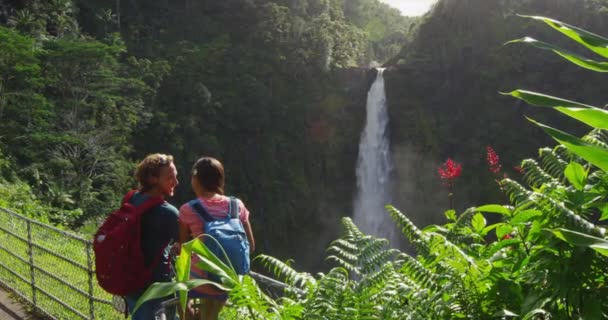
502, 90, 595, 109
563, 162, 587, 190
548, 228, 608, 256
482, 223, 500, 236
521, 15, 608, 58
471, 213, 486, 233
496, 224, 514, 239
494, 309, 519, 317
528, 118, 608, 172
554, 107, 608, 130
132, 279, 210, 315
188, 238, 238, 287
507, 37, 608, 72
600, 204, 608, 221
444, 209, 456, 221
511, 209, 543, 224
476, 204, 511, 216
522, 308, 548, 320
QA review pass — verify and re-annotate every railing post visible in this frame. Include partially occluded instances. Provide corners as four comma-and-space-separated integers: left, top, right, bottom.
86, 242, 95, 320
26, 220, 36, 305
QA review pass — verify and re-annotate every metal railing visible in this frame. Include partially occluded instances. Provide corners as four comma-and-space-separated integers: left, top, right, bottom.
0, 207, 118, 320
0, 207, 299, 320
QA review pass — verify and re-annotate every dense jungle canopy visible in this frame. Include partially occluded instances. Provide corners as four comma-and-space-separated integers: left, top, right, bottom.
1, 0, 608, 272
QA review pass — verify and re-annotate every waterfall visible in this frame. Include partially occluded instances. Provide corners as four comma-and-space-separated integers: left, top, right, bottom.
353, 68, 397, 245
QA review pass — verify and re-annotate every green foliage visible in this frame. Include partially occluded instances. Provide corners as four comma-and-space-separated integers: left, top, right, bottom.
3, 3, 608, 319
216, 15, 608, 320
0, 20, 162, 225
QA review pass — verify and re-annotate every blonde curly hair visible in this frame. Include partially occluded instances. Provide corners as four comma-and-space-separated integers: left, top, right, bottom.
134, 153, 174, 191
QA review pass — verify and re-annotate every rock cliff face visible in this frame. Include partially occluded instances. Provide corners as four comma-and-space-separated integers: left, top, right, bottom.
279, 67, 375, 271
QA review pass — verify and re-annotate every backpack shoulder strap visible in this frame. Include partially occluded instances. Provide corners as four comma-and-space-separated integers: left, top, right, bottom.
189, 199, 215, 222
125, 190, 164, 213
122, 190, 138, 203
228, 196, 238, 219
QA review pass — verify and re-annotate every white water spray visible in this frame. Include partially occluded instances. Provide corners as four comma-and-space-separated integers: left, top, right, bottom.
353, 68, 397, 244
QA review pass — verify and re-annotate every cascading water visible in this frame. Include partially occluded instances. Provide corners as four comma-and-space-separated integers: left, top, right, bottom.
353, 68, 398, 245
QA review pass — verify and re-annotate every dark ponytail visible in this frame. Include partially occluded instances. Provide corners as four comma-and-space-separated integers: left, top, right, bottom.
192, 157, 225, 195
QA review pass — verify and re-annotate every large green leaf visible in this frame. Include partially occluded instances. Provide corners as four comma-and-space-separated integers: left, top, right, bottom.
175, 244, 191, 283
522, 15, 608, 59
563, 162, 587, 190
507, 37, 608, 72
496, 224, 514, 239
600, 204, 608, 222
528, 118, 608, 172
510, 209, 543, 225
444, 209, 457, 221
548, 228, 608, 257
175, 242, 193, 311
505, 90, 608, 129
476, 204, 511, 216
132, 279, 212, 314
503, 90, 595, 109
554, 107, 608, 130
188, 238, 238, 286
471, 213, 486, 233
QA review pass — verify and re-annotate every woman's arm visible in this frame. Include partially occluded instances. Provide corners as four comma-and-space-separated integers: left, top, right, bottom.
243, 220, 255, 253
178, 220, 192, 244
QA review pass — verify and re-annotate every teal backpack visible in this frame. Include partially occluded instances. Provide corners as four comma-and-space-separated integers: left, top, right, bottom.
188, 197, 250, 281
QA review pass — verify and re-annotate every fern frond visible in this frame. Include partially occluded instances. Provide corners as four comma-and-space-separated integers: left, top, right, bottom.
398, 254, 441, 291
502, 178, 533, 206
359, 261, 397, 289
302, 267, 354, 320
538, 147, 568, 178
521, 159, 561, 188
359, 248, 398, 274
325, 255, 360, 275
326, 240, 359, 265
428, 232, 479, 274
453, 207, 477, 230
255, 254, 315, 288
588, 129, 608, 144
503, 177, 606, 237
553, 144, 577, 162
582, 131, 608, 149
533, 192, 606, 237
329, 238, 358, 252
341, 217, 365, 238
228, 275, 282, 319
386, 205, 427, 249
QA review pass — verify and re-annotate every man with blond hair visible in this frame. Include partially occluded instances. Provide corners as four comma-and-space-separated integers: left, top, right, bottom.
124, 153, 180, 319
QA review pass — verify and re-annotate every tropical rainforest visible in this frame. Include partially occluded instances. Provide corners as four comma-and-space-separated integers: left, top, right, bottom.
1, 0, 608, 318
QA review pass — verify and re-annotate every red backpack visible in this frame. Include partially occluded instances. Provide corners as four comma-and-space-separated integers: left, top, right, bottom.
93, 190, 165, 296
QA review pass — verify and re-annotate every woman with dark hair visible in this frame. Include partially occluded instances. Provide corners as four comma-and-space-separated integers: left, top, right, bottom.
178, 156, 255, 319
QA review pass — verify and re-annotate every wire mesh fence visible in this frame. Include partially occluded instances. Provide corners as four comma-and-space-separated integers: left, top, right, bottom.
0, 207, 121, 319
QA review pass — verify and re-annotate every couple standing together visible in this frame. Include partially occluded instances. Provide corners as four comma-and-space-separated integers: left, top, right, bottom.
126, 153, 255, 320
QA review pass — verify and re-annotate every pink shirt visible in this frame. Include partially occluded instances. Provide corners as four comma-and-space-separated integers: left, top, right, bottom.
179, 195, 250, 296
179, 195, 249, 239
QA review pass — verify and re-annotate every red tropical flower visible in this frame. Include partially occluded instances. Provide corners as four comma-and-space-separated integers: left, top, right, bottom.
486, 145, 502, 174
438, 158, 462, 187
